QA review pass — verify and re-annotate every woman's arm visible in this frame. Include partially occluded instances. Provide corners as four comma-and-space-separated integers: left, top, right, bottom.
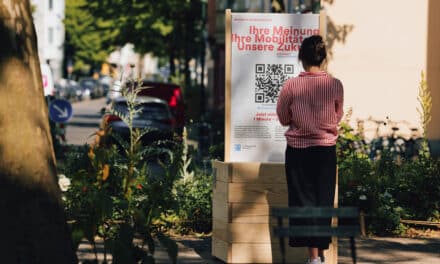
335, 80, 344, 123
276, 83, 293, 126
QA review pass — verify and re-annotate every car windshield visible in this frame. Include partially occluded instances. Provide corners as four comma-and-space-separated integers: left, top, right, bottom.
113, 102, 170, 120
80, 80, 95, 88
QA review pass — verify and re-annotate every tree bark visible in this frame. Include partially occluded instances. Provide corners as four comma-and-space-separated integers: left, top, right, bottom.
0, 1, 77, 263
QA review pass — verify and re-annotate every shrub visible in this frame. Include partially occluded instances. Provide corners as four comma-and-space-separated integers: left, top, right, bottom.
173, 168, 213, 234
337, 112, 440, 235
61, 81, 183, 264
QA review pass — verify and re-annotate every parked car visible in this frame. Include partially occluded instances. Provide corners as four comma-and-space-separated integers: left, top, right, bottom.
132, 81, 185, 134
107, 80, 185, 135
100, 96, 176, 146
55, 79, 80, 101
99, 75, 113, 96
79, 77, 104, 99
97, 96, 177, 177
76, 85, 91, 101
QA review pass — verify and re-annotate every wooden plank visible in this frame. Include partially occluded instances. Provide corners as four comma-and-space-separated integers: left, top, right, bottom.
274, 226, 360, 237
212, 218, 228, 242
401, 219, 440, 228
328, 236, 338, 264
228, 183, 288, 204
213, 181, 228, 203
212, 237, 231, 263
212, 161, 288, 183
231, 242, 308, 264
231, 162, 286, 183
212, 231, 337, 264
213, 220, 272, 243
228, 223, 274, 243
224, 9, 232, 162
232, 202, 286, 223
212, 240, 337, 264
226, 222, 276, 243
217, 221, 350, 244
212, 160, 232, 183
271, 207, 359, 218
212, 197, 231, 222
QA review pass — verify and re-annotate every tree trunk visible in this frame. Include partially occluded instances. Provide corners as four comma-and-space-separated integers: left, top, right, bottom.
184, 14, 191, 89
0, 1, 77, 263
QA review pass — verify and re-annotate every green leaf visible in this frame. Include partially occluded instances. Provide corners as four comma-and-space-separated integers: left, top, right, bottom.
99, 192, 114, 218
109, 131, 130, 151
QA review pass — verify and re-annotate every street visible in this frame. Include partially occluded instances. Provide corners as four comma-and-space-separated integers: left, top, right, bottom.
65, 98, 107, 145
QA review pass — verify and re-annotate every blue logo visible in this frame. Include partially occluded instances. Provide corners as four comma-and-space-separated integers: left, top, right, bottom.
234, 144, 241, 152
48, 99, 73, 123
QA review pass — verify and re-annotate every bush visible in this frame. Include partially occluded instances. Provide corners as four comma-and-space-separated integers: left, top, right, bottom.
337, 117, 440, 235
173, 168, 213, 234
61, 83, 183, 264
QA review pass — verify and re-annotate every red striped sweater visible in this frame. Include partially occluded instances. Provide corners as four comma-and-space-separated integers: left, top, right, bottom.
276, 71, 344, 148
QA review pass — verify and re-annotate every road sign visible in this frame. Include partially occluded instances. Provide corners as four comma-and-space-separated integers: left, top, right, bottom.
49, 99, 73, 123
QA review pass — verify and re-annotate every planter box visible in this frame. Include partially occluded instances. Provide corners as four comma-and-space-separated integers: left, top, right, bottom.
212, 161, 338, 264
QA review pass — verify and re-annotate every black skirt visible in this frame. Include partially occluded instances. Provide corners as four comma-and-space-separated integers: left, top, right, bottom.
284, 145, 337, 249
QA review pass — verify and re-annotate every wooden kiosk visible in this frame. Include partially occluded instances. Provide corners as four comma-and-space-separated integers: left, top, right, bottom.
211, 10, 337, 264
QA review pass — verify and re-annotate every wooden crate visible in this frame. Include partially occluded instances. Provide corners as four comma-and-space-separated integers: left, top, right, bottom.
212, 161, 337, 264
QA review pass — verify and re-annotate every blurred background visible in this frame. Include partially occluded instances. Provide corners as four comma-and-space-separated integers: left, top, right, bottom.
31, 0, 440, 159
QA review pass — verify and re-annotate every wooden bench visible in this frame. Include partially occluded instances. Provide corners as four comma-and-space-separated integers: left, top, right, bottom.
271, 207, 360, 264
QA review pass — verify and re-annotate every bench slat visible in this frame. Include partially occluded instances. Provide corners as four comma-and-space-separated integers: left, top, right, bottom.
271, 207, 359, 218
274, 225, 360, 237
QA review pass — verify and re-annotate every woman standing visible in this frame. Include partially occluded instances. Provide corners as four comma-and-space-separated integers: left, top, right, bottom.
276, 35, 344, 264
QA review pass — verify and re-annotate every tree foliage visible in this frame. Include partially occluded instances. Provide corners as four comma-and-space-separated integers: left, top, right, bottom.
83, 0, 206, 80
65, 0, 119, 72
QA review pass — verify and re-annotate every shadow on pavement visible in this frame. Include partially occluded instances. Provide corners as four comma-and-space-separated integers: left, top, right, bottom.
338, 237, 440, 264
77, 235, 440, 263
67, 121, 100, 128
72, 114, 103, 119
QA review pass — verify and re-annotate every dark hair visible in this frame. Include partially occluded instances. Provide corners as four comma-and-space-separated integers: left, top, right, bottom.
298, 35, 327, 67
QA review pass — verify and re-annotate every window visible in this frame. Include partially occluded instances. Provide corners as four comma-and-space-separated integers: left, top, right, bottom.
48, 27, 54, 44
49, 0, 53, 10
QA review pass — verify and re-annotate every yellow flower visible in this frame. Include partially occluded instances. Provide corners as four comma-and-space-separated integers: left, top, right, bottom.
88, 148, 95, 160
102, 164, 110, 181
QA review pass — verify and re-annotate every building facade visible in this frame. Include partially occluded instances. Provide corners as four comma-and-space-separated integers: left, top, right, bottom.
31, 0, 65, 81
323, 0, 440, 155
207, 0, 440, 156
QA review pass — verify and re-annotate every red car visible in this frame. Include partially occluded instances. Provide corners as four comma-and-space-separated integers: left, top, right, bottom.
127, 81, 184, 135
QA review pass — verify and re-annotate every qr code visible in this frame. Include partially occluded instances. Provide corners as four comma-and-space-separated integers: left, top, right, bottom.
255, 64, 294, 103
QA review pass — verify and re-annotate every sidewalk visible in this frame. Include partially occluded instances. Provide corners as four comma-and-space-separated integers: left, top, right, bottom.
338, 237, 440, 264
78, 236, 440, 263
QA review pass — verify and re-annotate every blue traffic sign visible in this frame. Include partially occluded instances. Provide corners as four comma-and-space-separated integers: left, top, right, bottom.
49, 99, 73, 123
